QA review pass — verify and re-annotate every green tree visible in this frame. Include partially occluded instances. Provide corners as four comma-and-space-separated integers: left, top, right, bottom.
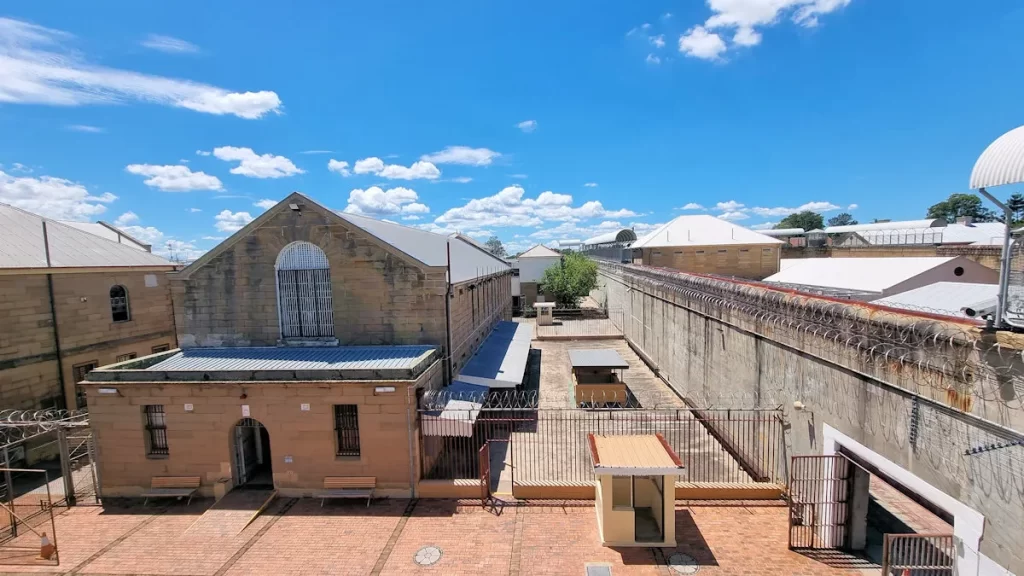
925, 193, 997, 222
1007, 193, 1024, 227
540, 252, 597, 307
484, 236, 507, 258
775, 211, 824, 231
826, 213, 858, 227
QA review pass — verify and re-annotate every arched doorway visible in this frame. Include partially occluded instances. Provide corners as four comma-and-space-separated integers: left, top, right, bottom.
232, 419, 273, 488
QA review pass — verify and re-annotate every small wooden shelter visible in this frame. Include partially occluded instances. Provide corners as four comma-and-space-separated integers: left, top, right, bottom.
569, 349, 629, 407
588, 433, 683, 547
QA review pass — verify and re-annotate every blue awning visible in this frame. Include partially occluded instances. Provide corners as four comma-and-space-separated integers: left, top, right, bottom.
456, 321, 533, 389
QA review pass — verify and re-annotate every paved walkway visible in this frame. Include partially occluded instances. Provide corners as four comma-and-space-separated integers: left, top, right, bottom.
0, 499, 870, 575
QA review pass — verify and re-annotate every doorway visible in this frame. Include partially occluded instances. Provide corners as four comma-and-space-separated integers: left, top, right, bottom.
233, 419, 273, 489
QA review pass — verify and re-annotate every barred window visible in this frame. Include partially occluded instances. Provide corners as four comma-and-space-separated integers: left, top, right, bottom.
116, 353, 137, 363
144, 405, 168, 456
73, 361, 98, 409
276, 242, 334, 338
152, 344, 171, 353
110, 285, 130, 322
334, 405, 360, 457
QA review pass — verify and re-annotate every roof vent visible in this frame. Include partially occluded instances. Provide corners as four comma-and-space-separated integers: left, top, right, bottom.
956, 216, 973, 225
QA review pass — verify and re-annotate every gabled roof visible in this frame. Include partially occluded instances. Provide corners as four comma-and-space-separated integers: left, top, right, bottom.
874, 282, 998, 319
58, 221, 151, 251
631, 215, 783, 249
0, 203, 174, 270
518, 244, 561, 258
764, 257, 973, 294
180, 193, 508, 284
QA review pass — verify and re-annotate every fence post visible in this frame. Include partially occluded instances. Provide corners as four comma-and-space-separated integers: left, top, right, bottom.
87, 432, 101, 503
2, 446, 15, 537
57, 428, 75, 506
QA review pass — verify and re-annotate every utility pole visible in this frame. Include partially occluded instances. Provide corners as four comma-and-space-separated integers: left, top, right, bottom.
978, 187, 1013, 329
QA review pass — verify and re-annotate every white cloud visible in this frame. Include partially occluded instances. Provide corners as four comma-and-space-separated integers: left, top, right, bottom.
402, 215, 421, 221
431, 185, 637, 232
0, 169, 116, 220
750, 221, 777, 230
327, 159, 351, 176
178, 158, 189, 164
650, 34, 666, 48
202, 236, 225, 241
529, 219, 664, 242
680, 202, 705, 210
140, 34, 199, 54
254, 199, 277, 210
66, 124, 102, 133
212, 146, 304, 179
195, 150, 211, 156
646, 54, 662, 65
641, 23, 651, 30
517, 120, 538, 133
683, 0, 852, 61
114, 211, 139, 226
679, 26, 727, 61
663, 12, 673, 19
300, 150, 332, 155
420, 146, 500, 166
10, 162, 31, 173
451, 176, 473, 184
0, 18, 281, 119
847, 203, 858, 210
189, 207, 202, 213
344, 186, 430, 217
715, 200, 745, 212
351, 156, 440, 180
119, 225, 164, 244
749, 201, 840, 217
214, 209, 254, 232
718, 211, 749, 221
125, 164, 223, 192
509, 174, 528, 179
584, 182, 598, 187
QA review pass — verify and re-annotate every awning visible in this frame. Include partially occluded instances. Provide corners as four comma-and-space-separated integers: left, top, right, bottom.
569, 349, 630, 370
456, 321, 533, 389
421, 381, 488, 437
588, 433, 684, 476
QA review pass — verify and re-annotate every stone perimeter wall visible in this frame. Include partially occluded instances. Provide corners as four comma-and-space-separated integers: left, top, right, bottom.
595, 261, 1024, 573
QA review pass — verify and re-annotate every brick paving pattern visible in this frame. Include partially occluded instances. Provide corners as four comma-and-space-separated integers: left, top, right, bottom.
0, 498, 869, 576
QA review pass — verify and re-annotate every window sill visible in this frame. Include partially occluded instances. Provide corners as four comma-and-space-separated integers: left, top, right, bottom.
279, 338, 339, 347
335, 455, 362, 462
146, 453, 169, 460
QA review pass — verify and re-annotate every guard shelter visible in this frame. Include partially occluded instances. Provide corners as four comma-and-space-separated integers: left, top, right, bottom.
534, 302, 555, 326
588, 433, 683, 547
569, 349, 630, 407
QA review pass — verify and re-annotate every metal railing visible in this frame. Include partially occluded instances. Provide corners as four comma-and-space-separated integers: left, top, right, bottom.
419, 406, 785, 486
881, 533, 955, 575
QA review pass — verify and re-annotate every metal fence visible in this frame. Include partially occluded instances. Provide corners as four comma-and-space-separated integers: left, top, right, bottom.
419, 403, 785, 487
0, 468, 59, 565
881, 533, 955, 575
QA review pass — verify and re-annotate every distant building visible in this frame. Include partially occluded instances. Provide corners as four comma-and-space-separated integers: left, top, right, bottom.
808, 217, 1006, 247
554, 239, 581, 251
763, 256, 997, 300
0, 203, 177, 410
582, 229, 638, 262
629, 215, 784, 280
80, 192, 520, 499
511, 244, 562, 308
57, 220, 153, 252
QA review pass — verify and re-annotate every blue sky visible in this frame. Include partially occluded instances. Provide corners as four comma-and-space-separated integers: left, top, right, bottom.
2, 1, 1024, 259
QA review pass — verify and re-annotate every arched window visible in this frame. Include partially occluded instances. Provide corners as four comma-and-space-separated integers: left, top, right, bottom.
276, 242, 334, 338
110, 285, 130, 322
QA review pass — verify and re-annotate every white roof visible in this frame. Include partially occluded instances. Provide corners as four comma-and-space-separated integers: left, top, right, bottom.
583, 229, 638, 245
847, 222, 1006, 246
874, 282, 998, 318
764, 257, 961, 294
58, 221, 150, 251
759, 228, 805, 236
824, 219, 944, 234
632, 215, 783, 249
0, 203, 174, 270
335, 212, 509, 284
970, 125, 1024, 189
518, 245, 561, 258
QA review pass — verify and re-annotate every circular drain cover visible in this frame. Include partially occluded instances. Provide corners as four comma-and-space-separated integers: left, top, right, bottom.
667, 553, 700, 574
414, 546, 442, 566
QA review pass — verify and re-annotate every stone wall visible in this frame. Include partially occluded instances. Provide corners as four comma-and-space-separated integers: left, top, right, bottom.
596, 262, 1024, 573
640, 244, 780, 280
84, 360, 443, 498
780, 244, 1003, 270
0, 271, 175, 409
448, 273, 511, 375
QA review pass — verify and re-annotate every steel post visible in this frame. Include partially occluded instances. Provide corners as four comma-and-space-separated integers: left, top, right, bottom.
2, 446, 16, 537
56, 429, 75, 506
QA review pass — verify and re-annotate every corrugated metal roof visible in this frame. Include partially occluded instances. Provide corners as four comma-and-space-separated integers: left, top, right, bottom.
823, 219, 944, 234
0, 203, 174, 269
590, 434, 682, 472
337, 211, 509, 284
518, 245, 561, 258
456, 321, 533, 388
874, 282, 998, 318
970, 125, 1024, 189
568, 349, 630, 369
759, 228, 805, 236
147, 345, 436, 372
583, 229, 637, 246
631, 215, 783, 249
58, 221, 150, 251
764, 257, 960, 294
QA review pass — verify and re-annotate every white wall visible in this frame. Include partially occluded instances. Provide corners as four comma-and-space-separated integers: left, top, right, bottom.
517, 256, 560, 283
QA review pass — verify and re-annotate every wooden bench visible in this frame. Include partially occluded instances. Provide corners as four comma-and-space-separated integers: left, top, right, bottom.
317, 476, 376, 507
141, 476, 201, 506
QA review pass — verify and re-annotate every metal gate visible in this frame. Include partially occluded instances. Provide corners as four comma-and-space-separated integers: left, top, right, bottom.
881, 533, 955, 575
788, 455, 853, 549
478, 443, 490, 507
233, 419, 265, 486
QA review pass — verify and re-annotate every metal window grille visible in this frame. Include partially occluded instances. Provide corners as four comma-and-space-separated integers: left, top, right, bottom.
116, 353, 137, 362
276, 242, 334, 338
144, 405, 168, 456
152, 344, 171, 353
109, 285, 130, 322
334, 405, 360, 457
73, 361, 98, 409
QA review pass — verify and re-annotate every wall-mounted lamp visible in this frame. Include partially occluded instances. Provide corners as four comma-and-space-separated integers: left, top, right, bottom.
98, 388, 119, 395
374, 386, 396, 395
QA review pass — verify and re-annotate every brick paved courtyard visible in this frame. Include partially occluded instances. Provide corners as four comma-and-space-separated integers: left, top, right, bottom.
0, 498, 875, 576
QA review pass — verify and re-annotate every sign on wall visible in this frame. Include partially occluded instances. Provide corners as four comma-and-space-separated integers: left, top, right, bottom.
241, 405, 250, 417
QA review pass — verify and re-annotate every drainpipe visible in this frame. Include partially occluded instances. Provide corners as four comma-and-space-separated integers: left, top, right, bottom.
42, 222, 67, 409
405, 383, 417, 498
978, 188, 1012, 329
444, 242, 454, 385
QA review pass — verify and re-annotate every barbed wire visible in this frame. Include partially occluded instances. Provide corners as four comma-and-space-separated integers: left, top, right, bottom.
0, 409, 88, 446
